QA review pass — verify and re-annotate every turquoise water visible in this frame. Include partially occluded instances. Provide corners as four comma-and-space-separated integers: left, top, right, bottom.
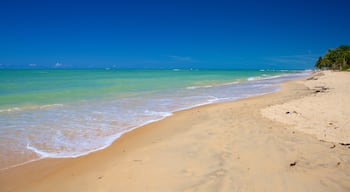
0, 69, 287, 108
0, 69, 309, 169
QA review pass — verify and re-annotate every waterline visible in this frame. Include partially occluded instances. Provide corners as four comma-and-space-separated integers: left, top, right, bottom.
0, 69, 310, 169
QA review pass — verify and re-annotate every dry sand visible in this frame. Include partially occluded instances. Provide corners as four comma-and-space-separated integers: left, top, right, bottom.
1, 71, 350, 192
262, 71, 350, 143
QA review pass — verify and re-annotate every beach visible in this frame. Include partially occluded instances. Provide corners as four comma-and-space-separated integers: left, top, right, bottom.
1, 71, 350, 191
0, 69, 305, 169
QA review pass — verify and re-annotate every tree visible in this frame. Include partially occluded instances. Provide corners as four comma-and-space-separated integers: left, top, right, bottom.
338, 45, 350, 70
315, 56, 323, 69
315, 45, 350, 70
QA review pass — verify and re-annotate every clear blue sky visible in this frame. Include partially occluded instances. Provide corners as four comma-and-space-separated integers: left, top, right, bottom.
1, 0, 349, 69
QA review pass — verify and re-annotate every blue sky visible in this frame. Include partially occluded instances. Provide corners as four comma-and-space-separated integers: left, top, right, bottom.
0, 0, 349, 69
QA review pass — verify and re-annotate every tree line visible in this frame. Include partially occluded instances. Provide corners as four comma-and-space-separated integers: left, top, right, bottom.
315, 45, 350, 70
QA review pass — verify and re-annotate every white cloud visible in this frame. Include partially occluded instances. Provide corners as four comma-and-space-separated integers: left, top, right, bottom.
54, 62, 62, 67
29, 64, 37, 67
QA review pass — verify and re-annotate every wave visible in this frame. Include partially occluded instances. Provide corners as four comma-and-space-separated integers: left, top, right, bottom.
186, 85, 213, 90
187, 80, 244, 90
0, 107, 22, 113
247, 74, 285, 81
259, 69, 290, 72
23, 112, 176, 161
221, 81, 241, 86
39, 104, 64, 109
0, 104, 64, 113
143, 110, 172, 117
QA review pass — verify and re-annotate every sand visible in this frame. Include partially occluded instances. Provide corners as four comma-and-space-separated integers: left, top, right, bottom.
262, 71, 350, 143
1, 71, 350, 191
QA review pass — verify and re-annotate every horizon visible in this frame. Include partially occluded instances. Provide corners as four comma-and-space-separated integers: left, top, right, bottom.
1, 0, 350, 70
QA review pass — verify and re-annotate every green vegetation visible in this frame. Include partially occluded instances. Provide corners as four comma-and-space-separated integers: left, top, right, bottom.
315, 45, 350, 70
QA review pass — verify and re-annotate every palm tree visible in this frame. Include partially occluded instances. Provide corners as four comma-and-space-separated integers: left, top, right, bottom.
316, 45, 350, 70
315, 57, 323, 69
338, 45, 350, 69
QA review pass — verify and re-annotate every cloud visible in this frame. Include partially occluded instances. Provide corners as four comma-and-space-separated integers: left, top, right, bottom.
54, 62, 62, 67
29, 64, 37, 67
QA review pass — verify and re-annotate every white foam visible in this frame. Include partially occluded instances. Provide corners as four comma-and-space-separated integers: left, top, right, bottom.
26, 143, 50, 158
221, 81, 240, 86
247, 77, 258, 81
0, 107, 22, 113
186, 85, 213, 90
144, 110, 172, 117
208, 96, 220, 102
248, 74, 286, 82
0, 104, 64, 113
39, 104, 64, 109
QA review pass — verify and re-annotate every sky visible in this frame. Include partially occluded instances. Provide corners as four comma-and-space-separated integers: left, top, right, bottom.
0, 0, 350, 69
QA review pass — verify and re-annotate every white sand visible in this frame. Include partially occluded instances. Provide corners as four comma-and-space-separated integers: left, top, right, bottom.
262, 71, 350, 143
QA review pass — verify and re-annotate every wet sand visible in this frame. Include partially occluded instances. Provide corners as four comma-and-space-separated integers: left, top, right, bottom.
1, 71, 350, 191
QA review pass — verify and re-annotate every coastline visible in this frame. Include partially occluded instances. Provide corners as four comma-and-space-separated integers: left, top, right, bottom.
0, 69, 307, 170
1, 71, 350, 191
0, 70, 308, 170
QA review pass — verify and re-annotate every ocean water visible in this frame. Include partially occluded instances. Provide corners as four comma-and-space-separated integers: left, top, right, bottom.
0, 69, 310, 169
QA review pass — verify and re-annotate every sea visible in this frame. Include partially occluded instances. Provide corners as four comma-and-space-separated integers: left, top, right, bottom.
0, 69, 310, 169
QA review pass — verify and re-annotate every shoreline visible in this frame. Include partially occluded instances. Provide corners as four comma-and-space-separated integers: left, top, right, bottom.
0, 70, 309, 170
0, 71, 308, 171
0, 87, 278, 171
1, 71, 350, 191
